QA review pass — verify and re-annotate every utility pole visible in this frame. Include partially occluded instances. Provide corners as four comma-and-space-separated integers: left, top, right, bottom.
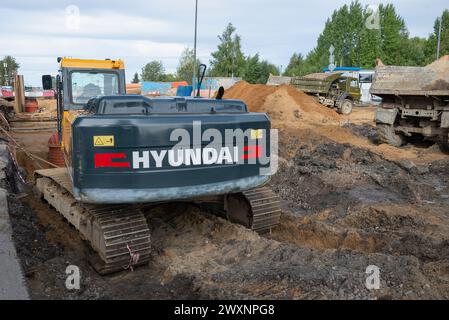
3, 61, 8, 86
231, 41, 234, 79
192, 0, 198, 95
437, 15, 443, 60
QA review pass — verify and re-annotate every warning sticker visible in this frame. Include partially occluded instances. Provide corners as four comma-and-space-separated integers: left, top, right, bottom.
93, 136, 114, 147
251, 129, 264, 140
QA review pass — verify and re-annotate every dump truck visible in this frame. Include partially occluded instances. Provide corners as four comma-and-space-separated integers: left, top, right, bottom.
372, 56, 449, 149
35, 58, 281, 274
291, 72, 361, 115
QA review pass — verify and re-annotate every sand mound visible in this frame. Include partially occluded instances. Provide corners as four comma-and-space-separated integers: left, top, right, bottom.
427, 55, 449, 70
224, 81, 341, 128
126, 83, 142, 94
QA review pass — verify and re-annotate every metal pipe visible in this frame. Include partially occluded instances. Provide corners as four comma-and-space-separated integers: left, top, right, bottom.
3, 62, 8, 86
437, 16, 443, 60
192, 0, 198, 95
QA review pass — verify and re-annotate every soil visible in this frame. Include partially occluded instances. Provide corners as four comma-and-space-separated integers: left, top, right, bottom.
3, 85, 449, 299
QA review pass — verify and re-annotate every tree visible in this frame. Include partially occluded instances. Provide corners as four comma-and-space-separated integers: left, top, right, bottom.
243, 54, 263, 84
176, 48, 201, 84
296, 2, 366, 73
209, 23, 246, 77
131, 72, 140, 83
284, 53, 305, 76
379, 4, 409, 65
141, 61, 166, 82
403, 37, 427, 66
258, 60, 279, 84
0, 56, 20, 86
425, 10, 449, 63
287, 1, 421, 74
163, 73, 178, 82
358, 26, 382, 68
243, 54, 279, 84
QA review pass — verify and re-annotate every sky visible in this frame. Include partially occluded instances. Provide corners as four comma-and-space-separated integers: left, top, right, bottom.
0, 0, 447, 86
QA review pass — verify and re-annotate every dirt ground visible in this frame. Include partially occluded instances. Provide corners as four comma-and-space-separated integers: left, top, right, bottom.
3, 88, 449, 300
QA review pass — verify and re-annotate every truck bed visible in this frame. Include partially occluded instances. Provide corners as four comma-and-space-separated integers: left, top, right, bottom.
370, 56, 449, 97
291, 72, 343, 94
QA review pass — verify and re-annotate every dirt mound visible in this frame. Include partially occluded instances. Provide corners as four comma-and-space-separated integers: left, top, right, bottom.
126, 83, 142, 94
224, 81, 341, 128
427, 55, 449, 70
223, 81, 277, 112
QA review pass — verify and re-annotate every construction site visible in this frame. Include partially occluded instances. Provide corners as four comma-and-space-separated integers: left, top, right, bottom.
1, 1, 449, 305
0, 53, 448, 301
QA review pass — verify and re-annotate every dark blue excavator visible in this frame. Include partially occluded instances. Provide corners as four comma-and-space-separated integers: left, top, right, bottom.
36, 58, 281, 274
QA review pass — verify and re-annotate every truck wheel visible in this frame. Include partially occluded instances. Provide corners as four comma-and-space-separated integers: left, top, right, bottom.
437, 135, 449, 153
338, 99, 353, 115
377, 124, 405, 147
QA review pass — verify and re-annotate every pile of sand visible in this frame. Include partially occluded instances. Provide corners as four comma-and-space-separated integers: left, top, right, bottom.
223, 81, 341, 129
126, 83, 142, 94
427, 55, 449, 70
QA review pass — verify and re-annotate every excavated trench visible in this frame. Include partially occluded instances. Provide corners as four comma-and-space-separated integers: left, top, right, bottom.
4, 101, 449, 299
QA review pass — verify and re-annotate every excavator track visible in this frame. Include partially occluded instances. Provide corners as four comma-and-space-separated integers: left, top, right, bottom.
33, 169, 280, 274
34, 168, 151, 275
225, 187, 282, 233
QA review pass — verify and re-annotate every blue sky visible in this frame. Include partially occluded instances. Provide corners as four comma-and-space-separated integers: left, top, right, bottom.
0, 0, 447, 86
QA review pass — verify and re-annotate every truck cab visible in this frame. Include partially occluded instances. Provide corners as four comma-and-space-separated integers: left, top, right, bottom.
291, 72, 361, 115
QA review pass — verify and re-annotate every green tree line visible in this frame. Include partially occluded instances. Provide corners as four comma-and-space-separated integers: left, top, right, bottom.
284, 2, 449, 77
140, 23, 279, 85
142, 3, 448, 85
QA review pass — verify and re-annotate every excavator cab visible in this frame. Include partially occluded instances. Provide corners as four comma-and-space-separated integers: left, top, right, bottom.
43, 58, 126, 151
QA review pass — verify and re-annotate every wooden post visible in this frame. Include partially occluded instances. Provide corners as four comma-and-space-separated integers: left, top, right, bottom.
13, 75, 25, 114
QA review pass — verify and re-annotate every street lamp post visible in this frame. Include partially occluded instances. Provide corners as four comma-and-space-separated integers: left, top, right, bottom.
3, 62, 8, 86
231, 42, 234, 79
192, 0, 198, 95
437, 16, 443, 60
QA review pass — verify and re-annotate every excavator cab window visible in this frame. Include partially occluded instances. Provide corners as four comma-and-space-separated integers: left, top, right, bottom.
70, 71, 119, 104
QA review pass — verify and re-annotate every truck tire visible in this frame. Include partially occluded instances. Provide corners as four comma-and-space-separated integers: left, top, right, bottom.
437, 134, 449, 153
338, 99, 353, 115
377, 124, 405, 147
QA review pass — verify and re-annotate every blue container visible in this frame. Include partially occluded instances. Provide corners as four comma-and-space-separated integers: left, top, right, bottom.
176, 85, 193, 97
141, 82, 172, 95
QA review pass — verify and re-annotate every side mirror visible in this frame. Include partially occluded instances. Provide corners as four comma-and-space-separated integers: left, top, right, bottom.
196, 64, 207, 97
42, 75, 53, 90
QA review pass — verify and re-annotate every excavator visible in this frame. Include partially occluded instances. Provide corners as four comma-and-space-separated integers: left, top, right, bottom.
35, 57, 281, 274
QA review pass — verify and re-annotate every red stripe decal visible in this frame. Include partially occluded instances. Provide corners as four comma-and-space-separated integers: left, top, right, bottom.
94, 153, 130, 168
242, 146, 262, 160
